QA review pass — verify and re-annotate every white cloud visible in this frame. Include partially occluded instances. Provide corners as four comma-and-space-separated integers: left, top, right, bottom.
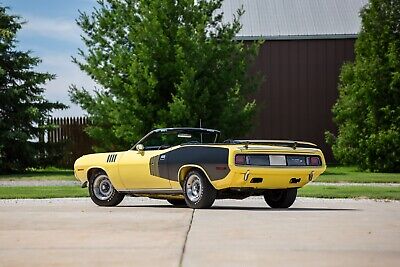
22, 16, 81, 44
38, 53, 98, 117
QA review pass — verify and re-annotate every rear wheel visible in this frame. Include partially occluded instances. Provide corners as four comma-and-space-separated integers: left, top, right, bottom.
89, 173, 124, 206
167, 199, 187, 207
264, 188, 297, 208
183, 170, 217, 209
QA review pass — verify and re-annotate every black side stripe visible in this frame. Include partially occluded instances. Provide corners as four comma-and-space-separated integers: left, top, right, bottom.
150, 146, 230, 181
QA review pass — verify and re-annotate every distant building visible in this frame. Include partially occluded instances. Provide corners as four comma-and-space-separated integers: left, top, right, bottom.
222, 0, 368, 162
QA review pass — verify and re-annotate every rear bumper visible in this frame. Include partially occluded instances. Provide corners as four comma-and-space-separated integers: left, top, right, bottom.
226, 166, 326, 189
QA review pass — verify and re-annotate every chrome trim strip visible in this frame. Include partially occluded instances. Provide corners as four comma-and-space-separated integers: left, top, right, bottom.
178, 164, 213, 185
244, 170, 250, 181
234, 165, 325, 169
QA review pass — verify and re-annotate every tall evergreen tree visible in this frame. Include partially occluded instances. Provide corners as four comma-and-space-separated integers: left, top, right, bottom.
70, 0, 261, 151
327, 0, 400, 172
0, 6, 66, 172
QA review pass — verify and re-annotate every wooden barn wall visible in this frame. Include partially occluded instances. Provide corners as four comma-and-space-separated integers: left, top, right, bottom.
246, 39, 356, 162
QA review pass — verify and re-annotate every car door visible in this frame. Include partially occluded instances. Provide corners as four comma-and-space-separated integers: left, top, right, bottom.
118, 149, 171, 189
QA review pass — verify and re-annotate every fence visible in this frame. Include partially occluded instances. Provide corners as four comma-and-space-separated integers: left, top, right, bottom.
46, 117, 94, 168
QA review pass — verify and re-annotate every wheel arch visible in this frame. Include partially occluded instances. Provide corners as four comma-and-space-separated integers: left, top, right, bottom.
87, 167, 107, 181
177, 164, 214, 188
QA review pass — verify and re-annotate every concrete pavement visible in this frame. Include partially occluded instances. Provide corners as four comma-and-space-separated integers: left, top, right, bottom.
0, 197, 399, 267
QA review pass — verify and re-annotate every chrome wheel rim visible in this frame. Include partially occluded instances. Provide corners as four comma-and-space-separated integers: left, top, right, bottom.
186, 174, 202, 202
93, 175, 113, 201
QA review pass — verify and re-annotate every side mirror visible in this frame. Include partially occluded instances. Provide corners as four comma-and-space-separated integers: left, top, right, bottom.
136, 144, 144, 152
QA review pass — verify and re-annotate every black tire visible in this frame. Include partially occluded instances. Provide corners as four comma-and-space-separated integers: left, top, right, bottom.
183, 170, 217, 209
166, 199, 187, 207
264, 188, 297, 208
89, 172, 124, 207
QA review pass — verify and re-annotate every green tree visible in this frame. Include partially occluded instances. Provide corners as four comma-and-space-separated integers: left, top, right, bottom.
0, 6, 66, 172
327, 0, 400, 172
70, 0, 260, 151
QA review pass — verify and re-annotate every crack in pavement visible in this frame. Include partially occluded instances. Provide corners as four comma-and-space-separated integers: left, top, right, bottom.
179, 209, 195, 267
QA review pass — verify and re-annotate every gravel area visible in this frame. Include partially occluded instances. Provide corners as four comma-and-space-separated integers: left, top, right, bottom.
0, 180, 80, 187
1, 180, 398, 187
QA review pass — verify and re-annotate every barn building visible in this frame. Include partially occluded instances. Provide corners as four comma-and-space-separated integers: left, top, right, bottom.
222, 0, 368, 162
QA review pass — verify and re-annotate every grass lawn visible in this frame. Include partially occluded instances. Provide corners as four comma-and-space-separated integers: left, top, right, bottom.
0, 167, 75, 181
0, 186, 88, 199
316, 166, 400, 183
0, 185, 399, 200
299, 185, 400, 200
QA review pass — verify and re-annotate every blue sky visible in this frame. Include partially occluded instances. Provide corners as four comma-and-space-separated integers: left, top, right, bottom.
2, 0, 99, 117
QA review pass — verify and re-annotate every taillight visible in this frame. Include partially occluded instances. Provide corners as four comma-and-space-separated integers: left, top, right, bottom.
307, 156, 321, 166
287, 155, 306, 166
235, 155, 246, 165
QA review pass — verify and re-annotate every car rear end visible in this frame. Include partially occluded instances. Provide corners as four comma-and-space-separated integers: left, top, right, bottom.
226, 142, 326, 189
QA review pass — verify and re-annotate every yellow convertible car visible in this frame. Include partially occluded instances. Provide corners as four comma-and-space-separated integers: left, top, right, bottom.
74, 128, 326, 209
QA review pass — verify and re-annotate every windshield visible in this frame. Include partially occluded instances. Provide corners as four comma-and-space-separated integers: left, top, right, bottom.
134, 129, 219, 151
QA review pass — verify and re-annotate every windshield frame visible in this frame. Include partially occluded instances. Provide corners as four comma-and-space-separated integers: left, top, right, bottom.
130, 128, 220, 150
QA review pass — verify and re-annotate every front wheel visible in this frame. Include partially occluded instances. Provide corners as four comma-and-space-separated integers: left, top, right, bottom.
264, 188, 297, 208
89, 173, 124, 206
183, 170, 217, 209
